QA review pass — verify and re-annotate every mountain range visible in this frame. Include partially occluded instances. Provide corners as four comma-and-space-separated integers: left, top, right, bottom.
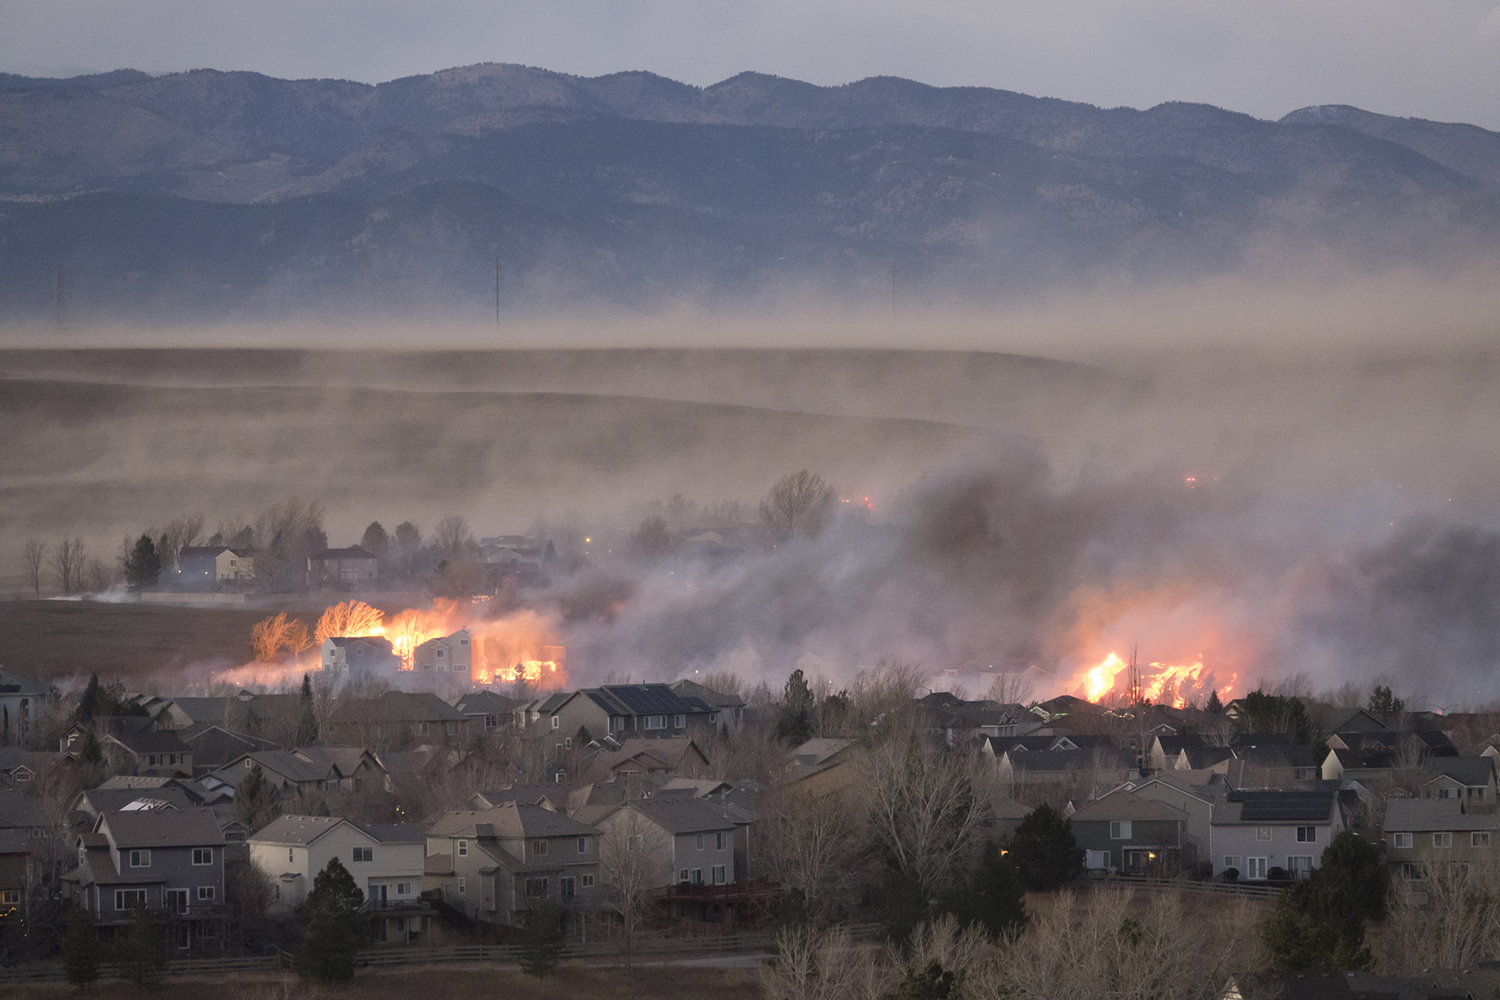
2, 64, 1498, 321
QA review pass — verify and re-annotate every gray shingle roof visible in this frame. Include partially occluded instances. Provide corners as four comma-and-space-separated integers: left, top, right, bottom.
248, 814, 361, 846
631, 797, 737, 835
426, 802, 597, 840
1384, 797, 1500, 833
99, 807, 225, 848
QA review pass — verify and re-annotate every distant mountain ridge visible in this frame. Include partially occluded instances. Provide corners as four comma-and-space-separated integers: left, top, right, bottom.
1, 64, 1497, 322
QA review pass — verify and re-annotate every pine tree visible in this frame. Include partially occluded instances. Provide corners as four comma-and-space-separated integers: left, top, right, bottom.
942, 842, 1027, 939
516, 897, 565, 978
115, 902, 167, 987
60, 903, 100, 986
1206, 689, 1224, 714
235, 763, 281, 833
297, 857, 365, 984
123, 535, 162, 591
77, 674, 102, 721
297, 674, 319, 746
1008, 804, 1084, 892
776, 668, 816, 744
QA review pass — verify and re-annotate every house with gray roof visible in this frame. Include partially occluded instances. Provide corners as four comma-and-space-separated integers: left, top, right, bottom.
1383, 797, 1500, 884
422, 802, 602, 928
1211, 789, 1345, 880
596, 796, 751, 923
249, 815, 430, 943
65, 807, 227, 951
1070, 790, 1191, 876
1419, 757, 1497, 806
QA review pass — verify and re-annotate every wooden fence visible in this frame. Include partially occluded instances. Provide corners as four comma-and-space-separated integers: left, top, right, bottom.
1, 923, 883, 981
1084, 875, 1284, 899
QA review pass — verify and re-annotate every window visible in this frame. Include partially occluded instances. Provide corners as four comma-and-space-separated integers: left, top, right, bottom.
1434, 832, 1454, 849
551, 716, 560, 730
577, 836, 590, 854
1223, 856, 1242, 872
1392, 833, 1413, 849
397, 882, 412, 895
1255, 826, 1272, 841
1246, 858, 1267, 880
129, 849, 151, 868
1288, 856, 1314, 876
674, 714, 686, 728
526, 878, 548, 897
696, 833, 705, 850
419, 722, 430, 735
716, 832, 728, 851
116, 889, 148, 909
352, 847, 373, 863
288, 848, 295, 862
458, 877, 466, 895
197, 886, 215, 901
1109, 821, 1132, 840
646, 715, 666, 730
1295, 826, 1316, 843
193, 847, 213, 865
460, 639, 469, 646
679, 868, 689, 882
690, 868, 703, 884
1475, 832, 1492, 848
581, 874, 595, 888
565, 737, 573, 750
1401, 863, 1420, 879
561, 876, 576, 899
437, 649, 445, 659
712, 865, 726, 885
532, 840, 548, 857
1, 889, 20, 905
458, 840, 468, 857
1470, 788, 1487, 800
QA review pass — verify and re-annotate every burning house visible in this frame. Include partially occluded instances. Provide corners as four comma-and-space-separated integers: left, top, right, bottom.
321, 636, 402, 680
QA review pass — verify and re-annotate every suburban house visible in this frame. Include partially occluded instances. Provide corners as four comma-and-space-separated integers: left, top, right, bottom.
669, 679, 748, 733
83, 728, 194, 777
0, 746, 57, 787
172, 547, 255, 590
413, 630, 473, 687
321, 636, 402, 679
323, 691, 472, 747
452, 690, 518, 733
211, 750, 341, 798
517, 684, 719, 745
307, 546, 379, 591
1124, 772, 1224, 864
1070, 790, 1191, 876
993, 746, 1140, 797
422, 802, 602, 929
249, 815, 430, 944
1211, 790, 1346, 880
181, 726, 279, 774
597, 797, 746, 924
0, 670, 53, 746
65, 808, 227, 951
587, 738, 709, 782
783, 738, 861, 798
1383, 797, 1500, 883
922, 693, 1044, 745
1419, 757, 1497, 806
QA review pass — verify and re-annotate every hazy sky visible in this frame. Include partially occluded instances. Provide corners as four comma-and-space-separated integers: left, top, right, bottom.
5, 0, 1500, 129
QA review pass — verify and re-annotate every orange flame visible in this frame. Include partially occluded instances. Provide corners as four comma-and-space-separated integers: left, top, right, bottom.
1077, 651, 1236, 709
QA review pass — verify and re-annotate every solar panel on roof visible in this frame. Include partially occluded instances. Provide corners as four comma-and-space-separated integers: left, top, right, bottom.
1237, 791, 1334, 822
604, 684, 689, 714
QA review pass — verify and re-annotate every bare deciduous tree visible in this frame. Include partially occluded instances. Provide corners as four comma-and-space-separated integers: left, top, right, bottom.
313, 599, 385, 646
756, 784, 870, 922
1382, 862, 1500, 971
759, 469, 838, 544
760, 924, 896, 1000
978, 888, 1271, 1000
85, 557, 115, 593
50, 537, 86, 595
154, 512, 205, 571
250, 612, 312, 662
22, 539, 46, 598
597, 808, 673, 968
433, 514, 474, 558
863, 727, 996, 898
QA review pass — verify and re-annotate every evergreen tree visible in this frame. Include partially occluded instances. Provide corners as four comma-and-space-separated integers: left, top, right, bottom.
296, 674, 319, 746
1007, 804, 1084, 892
1206, 689, 1224, 714
77, 727, 104, 767
77, 674, 102, 721
1263, 833, 1385, 970
516, 897, 565, 978
360, 521, 389, 557
297, 857, 365, 984
123, 535, 162, 591
941, 842, 1027, 939
1368, 685, 1405, 723
115, 902, 167, 987
60, 902, 100, 986
894, 960, 959, 1000
775, 668, 816, 744
235, 763, 281, 833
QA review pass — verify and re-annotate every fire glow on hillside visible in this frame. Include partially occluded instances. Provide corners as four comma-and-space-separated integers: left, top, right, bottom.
1079, 651, 1236, 709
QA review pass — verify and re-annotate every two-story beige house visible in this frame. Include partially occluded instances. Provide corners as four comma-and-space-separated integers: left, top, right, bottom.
422, 802, 601, 929
1384, 797, 1500, 883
